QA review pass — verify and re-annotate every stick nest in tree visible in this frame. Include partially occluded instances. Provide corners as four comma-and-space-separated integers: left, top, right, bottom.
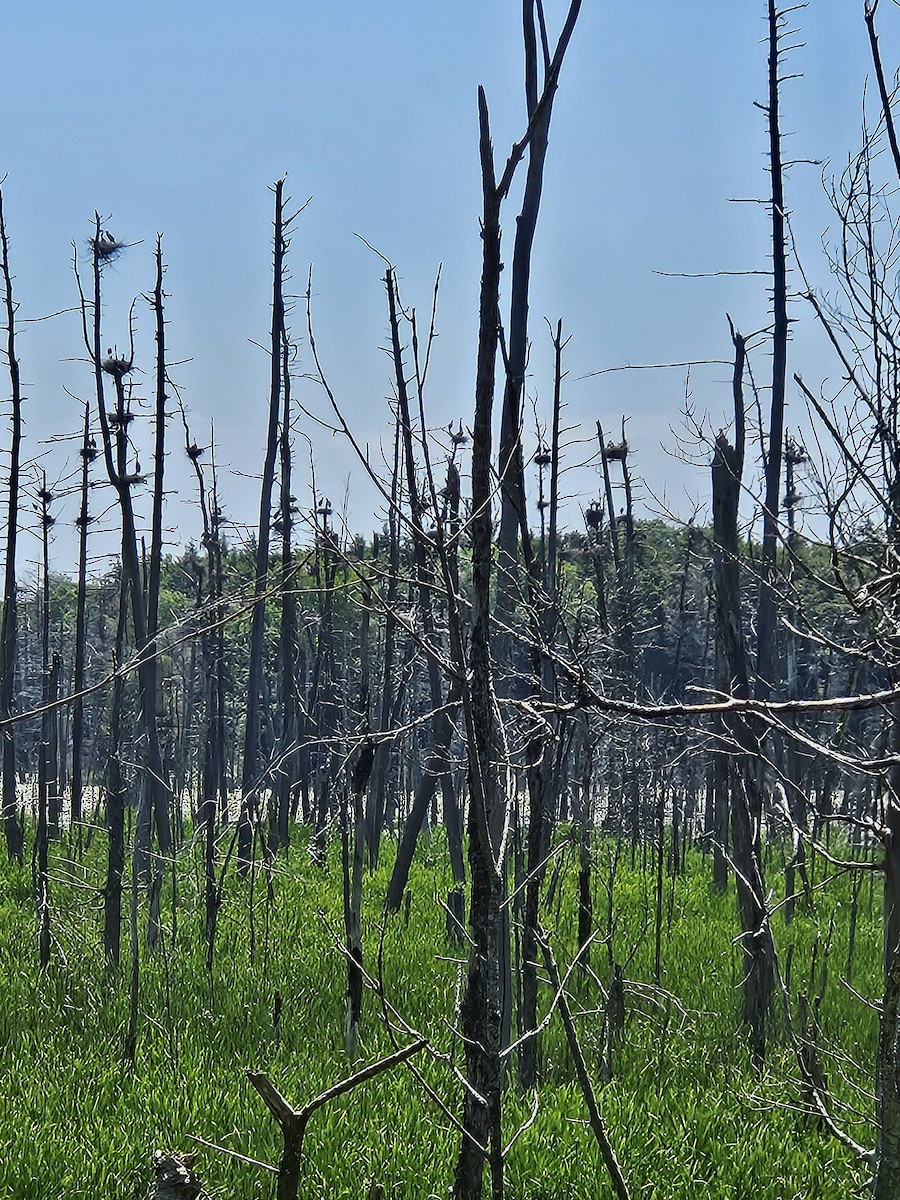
91, 230, 126, 262
602, 440, 628, 462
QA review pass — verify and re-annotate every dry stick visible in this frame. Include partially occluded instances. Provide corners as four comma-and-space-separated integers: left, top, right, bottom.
185, 1134, 278, 1175
247, 1038, 426, 1200
865, 0, 900, 188
537, 929, 631, 1200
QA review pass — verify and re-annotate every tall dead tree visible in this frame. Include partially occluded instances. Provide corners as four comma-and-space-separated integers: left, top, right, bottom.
453, 86, 506, 1199
0, 188, 25, 863
77, 216, 173, 876
179, 409, 226, 968
755, 0, 791, 702
366, 422, 401, 866
70, 403, 96, 845
452, 4, 583, 1194
35, 478, 55, 968
145, 236, 171, 932
711, 321, 774, 1065
519, 318, 567, 1089
384, 267, 461, 912
103, 568, 129, 965
238, 179, 288, 871
788, 6, 900, 1183
271, 329, 300, 851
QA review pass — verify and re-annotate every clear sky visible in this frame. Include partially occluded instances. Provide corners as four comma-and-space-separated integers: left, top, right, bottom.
0, 1, 894, 572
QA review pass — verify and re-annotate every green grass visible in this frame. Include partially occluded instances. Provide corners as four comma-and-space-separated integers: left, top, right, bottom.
0, 827, 880, 1198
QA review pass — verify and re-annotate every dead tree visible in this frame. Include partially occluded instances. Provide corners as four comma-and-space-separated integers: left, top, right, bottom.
103, 569, 129, 965
755, 0, 791, 702
178, 407, 226, 969
711, 321, 774, 1065
246, 1040, 424, 1200
366, 423, 401, 866
35, 479, 55, 968
308, 494, 339, 866
145, 236, 172, 934
238, 179, 290, 870
271, 329, 300, 851
453, 4, 583, 1193
70, 404, 96, 846
342, 719, 373, 1059
519, 319, 568, 1089
36, 479, 60, 840
788, 8, 900, 1179
451, 82, 509, 1200
384, 266, 462, 912
0, 187, 25, 863
76, 216, 174, 874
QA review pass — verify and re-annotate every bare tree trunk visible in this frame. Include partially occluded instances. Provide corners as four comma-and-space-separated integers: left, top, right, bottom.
78, 217, 173, 875
453, 10, 583, 1190
70, 405, 96, 848
239, 179, 288, 870
367, 427, 401, 866
36, 659, 58, 971
182, 417, 227, 970
711, 322, 774, 1064
272, 329, 299, 851
103, 570, 129, 965
877, 774, 900, 1199
575, 714, 594, 962
441, 457, 467, 887
452, 87, 506, 1200
519, 319, 565, 1089
383, 268, 458, 911
755, 0, 789, 700
38, 483, 61, 842
862, 8, 900, 1189
145, 237, 171, 898
35, 481, 56, 968
343, 720, 372, 1059
309, 497, 338, 866
0, 188, 25, 863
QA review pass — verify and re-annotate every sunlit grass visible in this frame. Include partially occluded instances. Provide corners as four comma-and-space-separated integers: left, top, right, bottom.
0, 827, 878, 1198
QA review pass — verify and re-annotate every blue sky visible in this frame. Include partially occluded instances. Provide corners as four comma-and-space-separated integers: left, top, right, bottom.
0, 1, 894, 570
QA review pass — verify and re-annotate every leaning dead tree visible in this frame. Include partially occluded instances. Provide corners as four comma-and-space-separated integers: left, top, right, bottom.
384, 265, 465, 913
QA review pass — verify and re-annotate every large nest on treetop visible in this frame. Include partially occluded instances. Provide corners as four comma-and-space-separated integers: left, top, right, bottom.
90, 230, 127, 262
101, 353, 132, 377
602, 439, 628, 462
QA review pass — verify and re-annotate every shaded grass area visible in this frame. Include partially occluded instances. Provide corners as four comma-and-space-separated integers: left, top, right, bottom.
0, 829, 879, 1198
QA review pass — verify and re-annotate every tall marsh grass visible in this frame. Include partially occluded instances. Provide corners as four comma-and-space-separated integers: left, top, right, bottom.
0, 829, 879, 1197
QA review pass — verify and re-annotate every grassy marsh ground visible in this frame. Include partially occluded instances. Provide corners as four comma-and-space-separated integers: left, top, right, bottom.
0, 830, 879, 1198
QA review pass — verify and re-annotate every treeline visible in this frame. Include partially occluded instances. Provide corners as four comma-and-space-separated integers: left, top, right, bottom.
5, 512, 867, 829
